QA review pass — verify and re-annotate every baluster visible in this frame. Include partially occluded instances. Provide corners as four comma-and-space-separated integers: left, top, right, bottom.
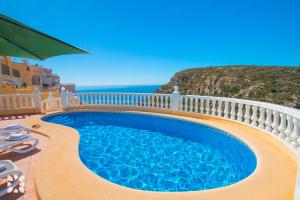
200, 98, 205, 114
258, 107, 266, 129
244, 105, 251, 124
99, 94, 102, 105
12, 96, 17, 109
285, 115, 293, 142
217, 100, 223, 117
178, 96, 182, 111
94, 94, 97, 105
130, 94, 134, 106
167, 96, 170, 109
25, 96, 29, 108
30, 96, 34, 108
184, 97, 188, 111
159, 96, 163, 108
290, 118, 299, 148
205, 99, 210, 115
230, 102, 236, 120
5, 97, 10, 109
194, 97, 198, 113
251, 106, 258, 126
224, 101, 229, 118
271, 111, 280, 135
139, 95, 143, 107
178, 96, 182, 110
278, 113, 287, 139
189, 97, 193, 112
237, 103, 243, 122
92, 94, 95, 105
211, 99, 216, 116
150, 95, 154, 108
146, 95, 150, 107
94, 94, 98, 105
265, 109, 273, 132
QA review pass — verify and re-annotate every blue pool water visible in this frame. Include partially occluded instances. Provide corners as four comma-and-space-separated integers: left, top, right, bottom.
42, 111, 257, 192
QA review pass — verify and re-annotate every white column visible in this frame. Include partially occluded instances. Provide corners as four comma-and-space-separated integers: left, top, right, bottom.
251, 106, 258, 126
278, 113, 287, 139
206, 99, 210, 115
211, 99, 216, 116
285, 115, 293, 142
258, 107, 266, 129
224, 101, 229, 118
200, 98, 204, 114
237, 103, 243, 122
265, 109, 273, 132
244, 105, 251, 124
230, 102, 236, 120
271, 111, 280, 135
217, 100, 223, 117
290, 117, 299, 148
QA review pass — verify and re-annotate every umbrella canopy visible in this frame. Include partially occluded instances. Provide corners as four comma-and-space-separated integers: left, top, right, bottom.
0, 13, 88, 60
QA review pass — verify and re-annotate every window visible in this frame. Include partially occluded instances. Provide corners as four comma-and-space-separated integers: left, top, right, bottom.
32, 75, 41, 85
1, 64, 10, 75
12, 69, 20, 78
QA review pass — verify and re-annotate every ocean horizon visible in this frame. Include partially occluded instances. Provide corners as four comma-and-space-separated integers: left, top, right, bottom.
76, 85, 161, 93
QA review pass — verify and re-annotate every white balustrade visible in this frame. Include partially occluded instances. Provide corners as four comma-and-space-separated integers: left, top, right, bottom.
2, 88, 300, 199
0, 94, 37, 111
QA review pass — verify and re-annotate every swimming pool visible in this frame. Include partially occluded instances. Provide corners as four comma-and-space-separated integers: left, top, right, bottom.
43, 111, 257, 192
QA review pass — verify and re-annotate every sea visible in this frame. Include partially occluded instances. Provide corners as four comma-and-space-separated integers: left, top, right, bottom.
75, 85, 161, 93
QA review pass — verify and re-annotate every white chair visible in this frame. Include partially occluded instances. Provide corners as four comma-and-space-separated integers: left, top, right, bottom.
0, 134, 39, 153
0, 160, 23, 197
0, 124, 31, 136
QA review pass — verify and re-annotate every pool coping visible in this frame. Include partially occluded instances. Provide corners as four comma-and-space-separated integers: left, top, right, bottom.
29, 107, 297, 200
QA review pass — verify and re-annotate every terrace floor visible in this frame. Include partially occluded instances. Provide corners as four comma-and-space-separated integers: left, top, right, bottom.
0, 115, 49, 200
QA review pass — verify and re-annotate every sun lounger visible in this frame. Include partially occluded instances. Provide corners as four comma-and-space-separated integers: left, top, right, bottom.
0, 160, 23, 197
0, 134, 39, 153
0, 124, 31, 136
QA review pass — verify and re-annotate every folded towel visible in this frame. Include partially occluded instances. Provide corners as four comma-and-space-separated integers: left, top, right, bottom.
0, 164, 6, 172
6, 133, 29, 141
4, 124, 23, 130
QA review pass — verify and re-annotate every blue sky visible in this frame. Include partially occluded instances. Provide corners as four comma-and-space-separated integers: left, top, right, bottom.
1, 0, 300, 85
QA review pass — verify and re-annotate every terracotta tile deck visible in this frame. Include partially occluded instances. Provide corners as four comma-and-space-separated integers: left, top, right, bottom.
0, 115, 49, 200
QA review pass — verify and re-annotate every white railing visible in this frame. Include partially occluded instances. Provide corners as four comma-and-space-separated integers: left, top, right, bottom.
64, 92, 173, 110
1, 88, 299, 199
61, 88, 300, 199
0, 94, 36, 110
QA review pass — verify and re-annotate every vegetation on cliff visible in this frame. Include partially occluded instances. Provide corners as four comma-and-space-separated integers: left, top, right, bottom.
156, 66, 300, 108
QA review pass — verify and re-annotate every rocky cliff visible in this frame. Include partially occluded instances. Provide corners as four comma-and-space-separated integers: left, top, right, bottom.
156, 66, 300, 108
